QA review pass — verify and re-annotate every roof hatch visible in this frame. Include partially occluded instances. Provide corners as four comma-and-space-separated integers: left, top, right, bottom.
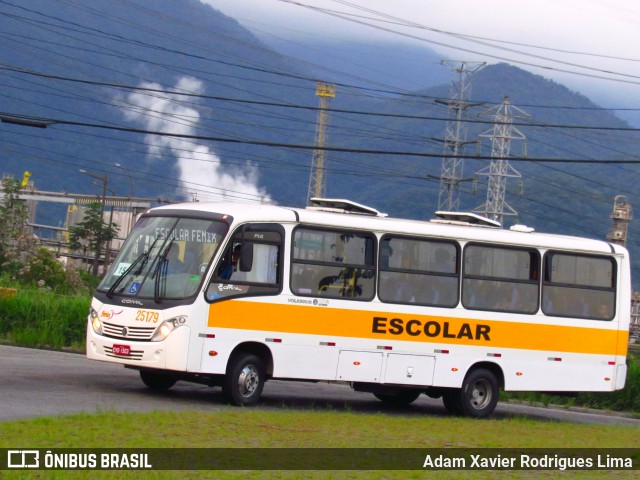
307, 198, 387, 217
431, 211, 501, 228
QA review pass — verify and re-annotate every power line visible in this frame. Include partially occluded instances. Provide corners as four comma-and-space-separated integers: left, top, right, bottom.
4, 66, 640, 132
3, 111, 640, 163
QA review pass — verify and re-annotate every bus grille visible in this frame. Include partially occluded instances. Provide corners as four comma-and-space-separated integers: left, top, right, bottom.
102, 321, 156, 341
103, 345, 144, 360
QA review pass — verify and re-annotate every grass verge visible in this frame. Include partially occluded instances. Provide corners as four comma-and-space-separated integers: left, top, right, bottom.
0, 409, 638, 479
0, 288, 88, 350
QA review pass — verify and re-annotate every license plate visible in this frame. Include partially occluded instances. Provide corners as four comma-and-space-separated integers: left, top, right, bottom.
112, 344, 131, 356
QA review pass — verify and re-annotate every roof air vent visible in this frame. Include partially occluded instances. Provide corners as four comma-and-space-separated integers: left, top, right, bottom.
307, 198, 387, 217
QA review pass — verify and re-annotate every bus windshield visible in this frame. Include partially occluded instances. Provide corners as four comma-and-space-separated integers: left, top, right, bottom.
98, 216, 228, 299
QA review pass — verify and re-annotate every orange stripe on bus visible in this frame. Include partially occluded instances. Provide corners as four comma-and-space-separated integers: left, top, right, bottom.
208, 301, 628, 356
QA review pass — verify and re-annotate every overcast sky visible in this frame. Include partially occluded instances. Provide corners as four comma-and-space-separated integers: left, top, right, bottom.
205, 0, 640, 113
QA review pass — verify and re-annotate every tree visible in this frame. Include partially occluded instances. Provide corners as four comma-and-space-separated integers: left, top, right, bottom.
68, 202, 119, 276
0, 177, 29, 259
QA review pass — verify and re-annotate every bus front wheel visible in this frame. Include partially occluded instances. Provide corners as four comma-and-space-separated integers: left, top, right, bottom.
223, 353, 265, 406
139, 370, 177, 391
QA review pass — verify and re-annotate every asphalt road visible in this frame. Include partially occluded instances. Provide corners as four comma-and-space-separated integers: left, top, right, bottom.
1, 344, 639, 426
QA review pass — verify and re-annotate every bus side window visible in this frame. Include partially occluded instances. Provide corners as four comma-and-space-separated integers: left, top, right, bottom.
542, 252, 616, 321
378, 236, 459, 308
291, 227, 375, 301
462, 244, 539, 314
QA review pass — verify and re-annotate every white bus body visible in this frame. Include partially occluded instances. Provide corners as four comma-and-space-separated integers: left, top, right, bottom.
86, 201, 630, 417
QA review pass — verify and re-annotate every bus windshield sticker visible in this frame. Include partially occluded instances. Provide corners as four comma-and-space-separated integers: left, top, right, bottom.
207, 283, 250, 301
112, 262, 132, 277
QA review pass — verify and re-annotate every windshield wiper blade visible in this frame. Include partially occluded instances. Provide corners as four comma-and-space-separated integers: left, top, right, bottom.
106, 251, 148, 298
106, 235, 161, 298
153, 239, 173, 303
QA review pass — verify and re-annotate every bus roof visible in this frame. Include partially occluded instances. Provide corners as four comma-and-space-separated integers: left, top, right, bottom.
148, 201, 624, 256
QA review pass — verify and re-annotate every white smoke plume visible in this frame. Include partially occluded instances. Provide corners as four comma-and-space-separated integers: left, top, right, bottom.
123, 76, 271, 203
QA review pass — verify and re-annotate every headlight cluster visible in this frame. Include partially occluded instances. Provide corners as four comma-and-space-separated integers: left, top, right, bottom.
151, 316, 187, 342
89, 308, 103, 335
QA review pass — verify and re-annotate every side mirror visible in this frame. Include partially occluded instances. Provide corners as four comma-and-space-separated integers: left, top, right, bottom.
239, 243, 253, 272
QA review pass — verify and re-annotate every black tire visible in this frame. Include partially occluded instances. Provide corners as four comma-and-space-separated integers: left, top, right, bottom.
139, 370, 177, 391
442, 389, 463, 415
374, 390, 421, 405
458, 368, 499, 418
223, 353, 265, 406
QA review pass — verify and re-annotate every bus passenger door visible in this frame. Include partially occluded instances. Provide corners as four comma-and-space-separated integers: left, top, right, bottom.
200, 223, 284, 374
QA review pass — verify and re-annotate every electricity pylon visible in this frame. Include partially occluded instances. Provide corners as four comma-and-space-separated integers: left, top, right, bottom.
473, 96, 528, 226
437, 61, 485, 212
607, 195, 632, 246
307, 82, 335, 204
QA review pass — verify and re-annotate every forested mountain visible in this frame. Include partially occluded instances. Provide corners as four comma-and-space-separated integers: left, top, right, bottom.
1, 0, 638, 280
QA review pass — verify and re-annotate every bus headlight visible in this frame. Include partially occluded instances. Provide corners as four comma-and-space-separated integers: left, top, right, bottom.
151, 316, 187, 342
90, 308, 103, 335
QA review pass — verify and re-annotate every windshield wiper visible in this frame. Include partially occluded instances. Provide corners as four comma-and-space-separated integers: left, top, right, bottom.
106, 251, 148, 298
153, 239, 174, 303
106, 236, 161, 298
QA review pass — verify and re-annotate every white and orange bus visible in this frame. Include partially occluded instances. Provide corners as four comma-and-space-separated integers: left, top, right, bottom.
86, 198, 630, 418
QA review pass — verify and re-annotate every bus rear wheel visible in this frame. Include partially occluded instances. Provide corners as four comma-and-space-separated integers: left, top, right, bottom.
442, 369, 499, 418
139, 370, 177, 391
223, 353, 265, 406
461, 368, 499, 418
374, 390, 421, 405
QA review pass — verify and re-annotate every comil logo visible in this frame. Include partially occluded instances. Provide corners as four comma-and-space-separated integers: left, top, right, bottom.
8, 450, 39, 468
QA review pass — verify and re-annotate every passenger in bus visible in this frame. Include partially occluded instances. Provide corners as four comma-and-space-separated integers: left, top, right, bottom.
496, 284, 522, 311
464, 280, 490, 309
181, 247, 202, 276
433, 247, 455, 274
392, 255, 416, 303
419, 275, 440, 305
596, 302, 612, 319
165, 245, 185, 275
391, 273, 415, 303
219, 245, 241, 280
544, 289, 572, 316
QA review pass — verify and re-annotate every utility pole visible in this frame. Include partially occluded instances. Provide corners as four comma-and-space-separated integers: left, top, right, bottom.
473, 96, 527, 226
607, 195, 632, 246
436, 61, 485, 212
307, 82, 335, 205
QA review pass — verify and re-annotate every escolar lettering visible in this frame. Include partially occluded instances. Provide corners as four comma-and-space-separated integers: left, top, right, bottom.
372, 316, 490, 341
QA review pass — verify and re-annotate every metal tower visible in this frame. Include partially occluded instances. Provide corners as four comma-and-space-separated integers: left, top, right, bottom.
437, 61, 485, 212
473, 96, 528, 226
607, 195, 632, 246
307, 82, 335, 204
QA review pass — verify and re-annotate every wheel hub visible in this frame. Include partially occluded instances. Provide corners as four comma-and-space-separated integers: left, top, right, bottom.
238, 365, 259, 397
470, 381, 491, 409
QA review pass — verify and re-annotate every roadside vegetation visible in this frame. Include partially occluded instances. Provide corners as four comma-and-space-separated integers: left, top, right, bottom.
0, 283, 89, 350
0, 177, 98, 348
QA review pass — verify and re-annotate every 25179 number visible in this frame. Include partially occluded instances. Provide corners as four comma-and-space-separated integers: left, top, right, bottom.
136, 310, 159, 323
